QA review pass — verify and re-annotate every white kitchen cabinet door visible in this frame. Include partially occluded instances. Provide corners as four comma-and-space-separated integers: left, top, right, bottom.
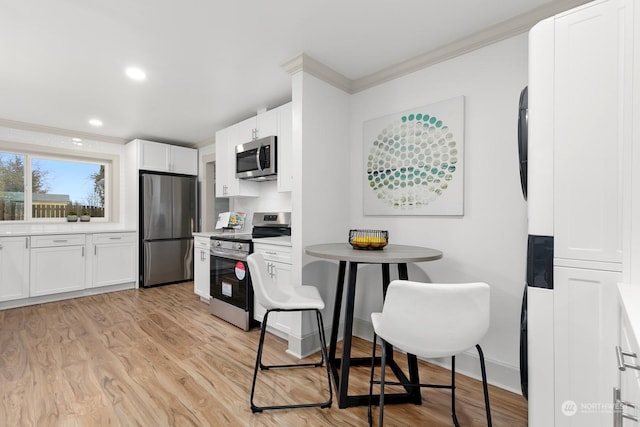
253, 243, 292, 335
0, 236, 30, 302
269, 259, 292, 334
276, 102, 293, 193
256, 108, 278, 140
627, 0, 640, 284
91, 233, 136, 288
194, 237, 210, 301
139, 139, 170, 172
170, 145, 198, 175
235, 115, 258, 143
553, 0, 630, 264
137, 139, 197, 175
215, 123, 258, 197
554, 266, 620, 427
236, 109, 278, 143
30, 245, 86, 297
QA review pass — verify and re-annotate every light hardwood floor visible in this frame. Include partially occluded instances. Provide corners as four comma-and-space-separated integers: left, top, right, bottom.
0, 282, 527, 426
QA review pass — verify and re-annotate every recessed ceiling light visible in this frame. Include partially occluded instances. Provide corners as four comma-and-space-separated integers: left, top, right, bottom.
125, 67, 146, 81
89, 118, 103, 127
72, 137, 82, 142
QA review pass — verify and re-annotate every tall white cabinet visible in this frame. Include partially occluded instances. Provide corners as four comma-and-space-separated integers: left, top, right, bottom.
529, 1, 633, 426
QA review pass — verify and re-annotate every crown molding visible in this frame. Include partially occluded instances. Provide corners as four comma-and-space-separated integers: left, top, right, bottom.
281, 52, 353, 93
283, 0, 591, 94
352, 0, 591, 92
0, 117, 128, 145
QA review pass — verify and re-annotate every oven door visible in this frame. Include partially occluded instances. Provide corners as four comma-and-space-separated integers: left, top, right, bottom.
211, 252, 253, 311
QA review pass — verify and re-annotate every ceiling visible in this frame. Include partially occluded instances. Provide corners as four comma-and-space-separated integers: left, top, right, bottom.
0, 0, 588, 146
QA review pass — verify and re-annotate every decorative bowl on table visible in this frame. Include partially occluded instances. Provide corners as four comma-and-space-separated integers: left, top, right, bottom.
349, 229, 388, 250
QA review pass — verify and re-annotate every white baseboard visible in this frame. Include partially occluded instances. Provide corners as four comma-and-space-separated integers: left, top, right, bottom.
0, 282, 135, 310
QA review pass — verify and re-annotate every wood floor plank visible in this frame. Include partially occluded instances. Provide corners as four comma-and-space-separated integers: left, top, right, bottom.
0, 282, 527, 426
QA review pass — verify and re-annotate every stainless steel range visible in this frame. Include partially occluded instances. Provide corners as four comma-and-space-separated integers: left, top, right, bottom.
209, 212, 291, 330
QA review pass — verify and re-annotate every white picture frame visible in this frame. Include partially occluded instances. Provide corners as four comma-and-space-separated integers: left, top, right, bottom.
363, 96, 464, 216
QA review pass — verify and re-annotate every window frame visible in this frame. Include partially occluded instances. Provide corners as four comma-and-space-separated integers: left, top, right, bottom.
0, 144, 116, 224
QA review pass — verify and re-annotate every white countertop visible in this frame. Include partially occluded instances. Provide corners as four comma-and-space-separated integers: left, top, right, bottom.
618, 283, 640, 351
0, 228, 136, 237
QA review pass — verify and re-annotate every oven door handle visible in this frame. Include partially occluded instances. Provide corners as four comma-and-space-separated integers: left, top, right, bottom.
210, 250, 248, 262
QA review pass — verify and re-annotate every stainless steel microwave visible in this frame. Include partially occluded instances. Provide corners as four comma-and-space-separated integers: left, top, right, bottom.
235, 136, 277, 181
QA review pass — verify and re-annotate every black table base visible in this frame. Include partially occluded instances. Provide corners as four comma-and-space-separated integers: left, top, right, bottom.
328, 261, 422, 408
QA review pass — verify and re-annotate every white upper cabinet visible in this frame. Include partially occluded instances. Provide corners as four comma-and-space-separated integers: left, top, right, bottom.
236, 108, 279, 143
626, 0, 640, 282
215, 103, 292, 197
215, 124, 259, 197
553, 0, 630, 265
136, 139, 198, 175
170, 145, 199, 175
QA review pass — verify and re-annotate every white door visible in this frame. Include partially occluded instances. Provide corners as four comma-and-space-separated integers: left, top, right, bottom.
554, 265, 620, 427
0, 237, 29, 302
31, 246, 86, 296
553, 0, 630, 264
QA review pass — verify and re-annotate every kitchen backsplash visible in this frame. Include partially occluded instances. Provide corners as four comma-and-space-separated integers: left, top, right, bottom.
232, 181, 292, 230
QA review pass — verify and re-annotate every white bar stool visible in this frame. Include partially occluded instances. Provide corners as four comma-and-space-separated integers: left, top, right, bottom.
368, 280, 492, 426
247, 252, 333, 413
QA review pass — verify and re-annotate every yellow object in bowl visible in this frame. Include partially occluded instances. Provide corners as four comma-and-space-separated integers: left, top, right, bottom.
352, 235, 387, 249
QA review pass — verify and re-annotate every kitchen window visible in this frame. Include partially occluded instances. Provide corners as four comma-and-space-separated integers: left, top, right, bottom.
0, 150, 111, 222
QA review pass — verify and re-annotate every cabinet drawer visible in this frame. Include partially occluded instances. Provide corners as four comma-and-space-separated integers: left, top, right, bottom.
195, 238, 211, 250
31, 234, 86, 248
254, 244, 291, 263
93, 232, 136, 244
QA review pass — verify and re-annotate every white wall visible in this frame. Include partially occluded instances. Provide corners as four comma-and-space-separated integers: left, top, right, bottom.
348, 34, 529, 392
233, 182, 292, 230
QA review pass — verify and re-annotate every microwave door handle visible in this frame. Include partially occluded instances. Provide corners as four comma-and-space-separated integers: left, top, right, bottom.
256, 144, 264, 172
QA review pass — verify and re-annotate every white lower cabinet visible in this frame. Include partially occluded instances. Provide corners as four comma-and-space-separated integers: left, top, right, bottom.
554, 266, 621, 427
253, 242, 292, 335
30, 234, 87, 297
617, 309, 640, 426
91, 232, 136, 288
0, 236, 30, 302
194, 236, 211, 301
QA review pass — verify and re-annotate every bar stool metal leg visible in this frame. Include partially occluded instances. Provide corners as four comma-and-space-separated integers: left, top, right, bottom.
250, 308, 332, 413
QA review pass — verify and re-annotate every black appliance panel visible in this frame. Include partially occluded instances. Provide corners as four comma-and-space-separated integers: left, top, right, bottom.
527, 234, 554, 289
210, 256, 252, 311
518, 86, 528, 200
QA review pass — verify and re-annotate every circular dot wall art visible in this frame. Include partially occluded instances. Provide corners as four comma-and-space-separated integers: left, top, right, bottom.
362, 96, 464, 215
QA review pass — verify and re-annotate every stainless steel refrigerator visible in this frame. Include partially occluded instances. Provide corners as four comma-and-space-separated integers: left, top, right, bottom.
140, 172, 196, 287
